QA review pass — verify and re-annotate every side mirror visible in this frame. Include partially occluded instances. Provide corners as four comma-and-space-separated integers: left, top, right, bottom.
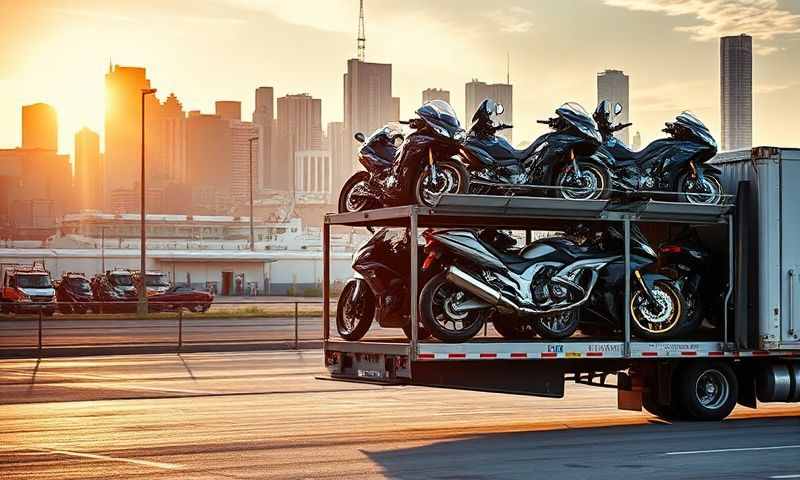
495, 103, 505, 115
354, 132, 365, 143
614, 103, 623, 115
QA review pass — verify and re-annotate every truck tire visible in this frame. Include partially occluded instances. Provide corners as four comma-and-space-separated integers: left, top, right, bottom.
675, 361, 737, 421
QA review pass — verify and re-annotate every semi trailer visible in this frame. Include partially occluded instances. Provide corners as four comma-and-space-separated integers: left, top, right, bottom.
321, 147, 800, 421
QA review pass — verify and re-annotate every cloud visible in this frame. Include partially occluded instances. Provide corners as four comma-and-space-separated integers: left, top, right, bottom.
756, 82, 798, 94
603, 0, 800, 49
486, 6, 535, 33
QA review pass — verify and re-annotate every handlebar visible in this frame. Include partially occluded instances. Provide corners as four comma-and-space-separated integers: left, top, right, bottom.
496, 123, 513, 131
399, 120, 410, 125
612, 122, 633, 132
536, 120, 550, 125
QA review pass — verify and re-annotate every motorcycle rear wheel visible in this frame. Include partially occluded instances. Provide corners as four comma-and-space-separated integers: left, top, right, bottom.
419, 271, 486, 343
336, 279, 375, 341
338, 171, 373, 213
414, 160, 470, 207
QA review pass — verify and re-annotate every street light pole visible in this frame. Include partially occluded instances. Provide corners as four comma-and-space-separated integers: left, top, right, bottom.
248, 136, 258, 252
138, 88, 157, 317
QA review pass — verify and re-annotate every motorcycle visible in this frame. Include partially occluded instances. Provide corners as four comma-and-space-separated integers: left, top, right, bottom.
338, 100, 470, 212
459, 99, 610, 200
593, 101, 723, 204
658, 227, 723, 333
418, 224, 688, 342
574, 225, 699, 340
337, 228, 521, 341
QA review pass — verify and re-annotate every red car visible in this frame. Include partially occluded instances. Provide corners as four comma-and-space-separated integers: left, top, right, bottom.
149, 285, 214, 313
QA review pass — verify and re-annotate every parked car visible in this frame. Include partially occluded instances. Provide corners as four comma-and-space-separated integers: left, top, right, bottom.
149, 285, 214, 313
55, 272, 94, 314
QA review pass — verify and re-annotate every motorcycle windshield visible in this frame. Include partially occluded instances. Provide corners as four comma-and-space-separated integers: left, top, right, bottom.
417, 100, 462, 138
556, 102, 602, 144
471, 98, 497, 124
675, 111, 717, 149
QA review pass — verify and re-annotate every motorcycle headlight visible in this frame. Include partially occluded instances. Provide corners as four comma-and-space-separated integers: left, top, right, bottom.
453, 129, 466, 142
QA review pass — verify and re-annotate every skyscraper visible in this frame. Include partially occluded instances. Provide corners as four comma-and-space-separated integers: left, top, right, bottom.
632, 131, 642, 151
229, 120, 262, 205
159, 93, 187, 184
74, 127, 102, 211
253, 87, 275, 191
186, 113, 232, 213
422, 88, 450, 105
215, 101, 242, 122
721, 34, 752, 151
104, 65, 154, 207
597, 69, 630, 145
465, 80, 513, 141
343, 59, 393, 169
275, 94, 323, 193
327, 121, 349, 193
21, 103, 57, 151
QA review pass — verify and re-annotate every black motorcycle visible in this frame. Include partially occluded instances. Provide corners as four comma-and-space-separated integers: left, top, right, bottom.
338, 100, 470, 212
337, 228, 521, 341
658, 228, 723, 333
417, 225, 686, 342
593, 101, 723, 204
336, 228, 431, 340
575, 225, 698, 340
460, 99, 610, 200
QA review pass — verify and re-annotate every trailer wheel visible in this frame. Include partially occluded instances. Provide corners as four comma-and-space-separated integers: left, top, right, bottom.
675, 361, 737, 421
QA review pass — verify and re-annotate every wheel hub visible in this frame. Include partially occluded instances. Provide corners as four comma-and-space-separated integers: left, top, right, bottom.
696, 369, 729, 409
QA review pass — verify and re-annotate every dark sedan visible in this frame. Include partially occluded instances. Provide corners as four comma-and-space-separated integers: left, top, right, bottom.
149, 285, 214, 313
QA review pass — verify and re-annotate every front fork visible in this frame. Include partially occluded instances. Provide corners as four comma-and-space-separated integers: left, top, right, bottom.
689, 160, 706, 183
425, 148, 438, 185
634, 270, 659, 308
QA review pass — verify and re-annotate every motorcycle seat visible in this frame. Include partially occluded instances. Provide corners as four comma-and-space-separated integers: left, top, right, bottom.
478, 238, 539, 275
608, 141, 664, 165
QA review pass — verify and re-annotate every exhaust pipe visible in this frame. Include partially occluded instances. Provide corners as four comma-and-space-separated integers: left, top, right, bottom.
444, 265, 596, 315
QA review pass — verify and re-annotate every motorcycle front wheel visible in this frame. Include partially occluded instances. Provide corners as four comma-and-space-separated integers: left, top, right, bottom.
414, 160, 470, 207
554, 161, 610, 201
677, 171, 724, 205
336, 279, 375, 341
419, 271, 486, 343
630, 281, 688, 340
338, 171, 373, 213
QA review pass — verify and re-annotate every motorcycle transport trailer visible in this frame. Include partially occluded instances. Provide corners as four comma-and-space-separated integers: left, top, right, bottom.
321, 147, 800, 421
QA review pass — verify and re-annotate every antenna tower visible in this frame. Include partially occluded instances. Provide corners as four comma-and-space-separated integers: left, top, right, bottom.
357, 0, 366, 61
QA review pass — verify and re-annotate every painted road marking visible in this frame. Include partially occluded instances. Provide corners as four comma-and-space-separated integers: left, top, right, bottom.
31, 448, 182, 470
665, 445, 800, 456
770, 475, 800, 479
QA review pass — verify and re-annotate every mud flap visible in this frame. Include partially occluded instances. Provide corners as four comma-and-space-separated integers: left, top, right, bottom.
412, 360, 565, 398
617, 371, 643, 411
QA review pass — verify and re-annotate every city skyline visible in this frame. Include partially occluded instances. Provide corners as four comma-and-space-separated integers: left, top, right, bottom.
2, 1, 799, 157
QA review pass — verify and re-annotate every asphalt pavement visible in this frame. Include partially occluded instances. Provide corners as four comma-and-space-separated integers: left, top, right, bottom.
0, 350, 798, 479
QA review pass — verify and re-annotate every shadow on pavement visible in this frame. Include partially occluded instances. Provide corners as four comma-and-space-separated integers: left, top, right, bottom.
362, 416, 800, 480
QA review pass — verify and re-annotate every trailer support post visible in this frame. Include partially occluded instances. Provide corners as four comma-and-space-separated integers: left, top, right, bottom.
724, 214, 734, 346
409, 208, 419, 362
623, 218, 631, 358
323, 222, 330, 341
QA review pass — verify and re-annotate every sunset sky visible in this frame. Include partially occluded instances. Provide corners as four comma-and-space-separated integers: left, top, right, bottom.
1, 0, 799, 157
